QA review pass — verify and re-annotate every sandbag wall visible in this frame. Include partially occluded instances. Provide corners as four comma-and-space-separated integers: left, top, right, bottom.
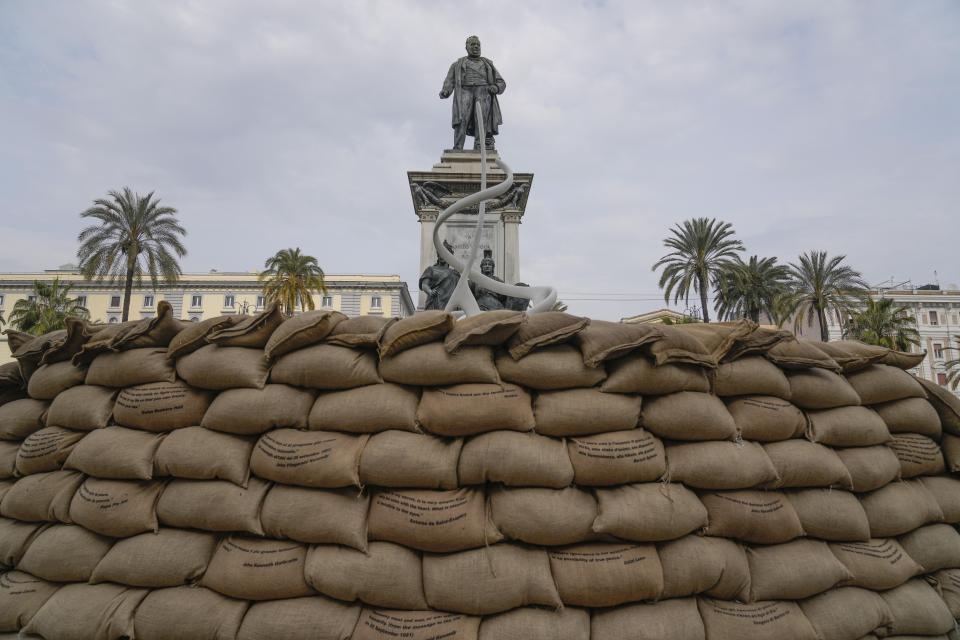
3, 302, 960, 640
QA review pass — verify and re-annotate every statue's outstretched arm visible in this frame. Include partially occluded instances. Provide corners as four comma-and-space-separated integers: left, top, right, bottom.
440, 63, 456, 98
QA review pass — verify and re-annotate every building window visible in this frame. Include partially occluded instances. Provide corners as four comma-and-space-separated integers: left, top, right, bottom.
256, 295, 265, 309
0, 294, 4, 307
934, 343, 944, 359
28, 295, 37, 303
109, 317, 118, 324
110, 295, 121, 308
938, 373, 948, 385
371, 295, 382, 310
930, 310, 939, 326
224, 295, 235, 308
190, 316, 200, 323
322, 296, 333, 308
143, 295, 154, 308
75, 295, 86, 308
191, 295, 203, 308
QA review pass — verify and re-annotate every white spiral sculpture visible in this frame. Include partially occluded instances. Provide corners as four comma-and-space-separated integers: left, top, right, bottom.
433, 101, 558, 317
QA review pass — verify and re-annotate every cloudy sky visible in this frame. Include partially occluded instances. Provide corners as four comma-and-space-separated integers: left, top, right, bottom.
1, 1, 958, 319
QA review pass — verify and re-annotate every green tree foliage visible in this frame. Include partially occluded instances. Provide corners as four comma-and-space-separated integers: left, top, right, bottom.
653, 218, 744, 324
779, 251, 868, 342
944, 338, 960, 390
714, 255, 790, 323
77, 187, 187, 322
259, 248, 328, 316
9, 278, 89, 335
846, 297, 920, 351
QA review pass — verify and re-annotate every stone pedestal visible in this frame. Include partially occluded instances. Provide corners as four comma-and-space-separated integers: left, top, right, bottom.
408, 149, 533, 309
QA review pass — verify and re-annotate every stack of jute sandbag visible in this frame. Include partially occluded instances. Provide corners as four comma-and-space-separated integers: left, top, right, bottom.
2, 302, 960, 640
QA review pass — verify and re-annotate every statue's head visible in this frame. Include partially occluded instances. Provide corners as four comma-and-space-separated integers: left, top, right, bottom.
465, 36, 481, 58
480, 249, 495, 276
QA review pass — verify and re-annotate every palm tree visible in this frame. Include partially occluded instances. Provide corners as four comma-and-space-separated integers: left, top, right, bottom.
653, 218, 744, 323
76, 187, 187, 322
779, 251, 868, 342
944, 338, 960, 390
0, 310, 5, 328
846, 297, 920, 351
714, 255, 790, 323
9, 278, 90, 335
259, 248, 328, 316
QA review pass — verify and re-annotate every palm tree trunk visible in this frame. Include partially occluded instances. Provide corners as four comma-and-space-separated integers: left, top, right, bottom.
817, 306, 829, 342
699, 270, 710, 323
122, 262, 135, 322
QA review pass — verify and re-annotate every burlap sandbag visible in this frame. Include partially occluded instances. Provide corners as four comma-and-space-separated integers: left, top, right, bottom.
0, 517, 45, 566
85, 348, 176, 387
505, 311, 589, 359
592, 483, 708, 542
787, 488, 871, 541
726, 396, 807, 442
920, 476, 960, 523
459, 431, 574, 488
0, 478, 13, 501
846, 364, 927, 405
17, 523, 113, 582
237, 596, 361, 640
26, 361, 87, 400
263, 310, 347, 360
836, 445, 902, 492
899, 524, 960, 573
700, 490, 804, 544
830, 538, 924, 590
763, 440, 853, 489
575, 319, 662, 367
153, 426, 253, 486
916, 377, 960, 436
250, 429, 367, 488
496, 345, 605, 390
815, 340, 888, 372
745, 539, 852, 601
0, 571, 60, 633
645, 325, 716, 368
873, 397, 942, 439
379, 311, 454, 358
368, 488, 502, 552
132, 586, 249, 640
63, 426, 163, 480
305, 541, 428, 609
860, 479, 944, 537
888, 433, 945, 478
675, 321, 759, 363
261, 485, 368, 550
325, 315, 394, 349
352, 609, 480, 640
697, 598, 818, 640
880, 579, 956, 636
270, 343, 381, 390
534, 388, 641, 437
177, 344, 270, 390
417, 384, 534, 436
90, 527, 217, 587
202, 384, 314, 435
567, 429, 665, 486
167, 314, 242, 359
657, 535, 750, 600
201, 535, 311, 600
642, 391, 738, 441
479, 607, 588, 640
713, 356, 792, 399
806, 406, 891, 447
156, 478, 269, 535
422, 543, 562, 615
591, 598, 706, 640
549, 542, 663, 607
444, 310, 525, 352
879, 348, 928, 370
22, 582, 148, 640
69, 477, 162, 537
933, 568, 960, 617
36, 318, 99, 366
16, 426, 85, 476
205, 304, 283, 348
0, 470, 83, 523
112, 380, 214, 432
309, 384, 419, 434
799, 586, 894, 640
0, 398, 48, 440
787, 368, 861, 409
380, 343, 499, 386
0, 442, 16, 479
45, 385, 116, 431
107, 301, 185, 351
601, 354, 710, 395
666, 441, 778, 490
359, 430, 461, 489
490, 486, 596, 546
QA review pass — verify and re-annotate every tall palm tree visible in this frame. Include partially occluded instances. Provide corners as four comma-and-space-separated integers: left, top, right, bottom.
714, 255, 790, 323
780, 251, 868, 342
259, 248, 327, 316
944, 337, 960, 390
9, 278, 90, 335
653, 218, 744, 323
846, 297, 920, 351
76, 187, 187, 322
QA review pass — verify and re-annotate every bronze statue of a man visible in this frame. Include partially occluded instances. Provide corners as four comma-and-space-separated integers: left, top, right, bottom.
419, 241, 460, 310
440, 36, 506, 151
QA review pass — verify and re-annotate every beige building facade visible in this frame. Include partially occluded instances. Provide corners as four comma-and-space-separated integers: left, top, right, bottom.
0, 268, 414, 363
